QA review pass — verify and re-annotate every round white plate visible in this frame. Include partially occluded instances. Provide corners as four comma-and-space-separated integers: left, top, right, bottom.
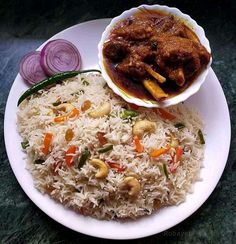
4, 19, 231, 240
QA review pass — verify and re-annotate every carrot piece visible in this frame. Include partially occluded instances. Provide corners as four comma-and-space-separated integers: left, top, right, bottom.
157, 108, 176, 121
170, 164, 177, 174
65, 146, 76, 166
133, 135, 144, 153
54, 108, 79, 123
42, 132, 53, 155
174, 146, 183, 163
150, 145, 171, 158
107, 161, 126, 172
96, 131, 107, 145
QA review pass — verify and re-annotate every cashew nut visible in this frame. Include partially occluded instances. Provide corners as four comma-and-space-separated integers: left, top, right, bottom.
126, 172, 140, 179
89, 102, 111, 118
132, 120, 156, 137
122, 176, 141, 197
56, 103, 74, 113
90, 159, 109, 179
49, 103, 75, 116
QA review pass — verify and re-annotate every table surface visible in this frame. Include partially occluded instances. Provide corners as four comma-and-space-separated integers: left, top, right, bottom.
0, 0, 235, 243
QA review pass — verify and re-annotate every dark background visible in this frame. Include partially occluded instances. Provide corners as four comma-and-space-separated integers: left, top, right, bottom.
0, 0, 235, 243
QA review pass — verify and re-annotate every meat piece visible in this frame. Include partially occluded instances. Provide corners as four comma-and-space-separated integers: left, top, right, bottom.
116, 55, 147, 79
154, 16, 187, 37
155, 35, 210, 85
112, 18, 155, 41
130, 43, 156, 61
103, 39, 130, 62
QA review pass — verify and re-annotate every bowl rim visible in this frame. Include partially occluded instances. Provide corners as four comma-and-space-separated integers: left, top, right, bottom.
98, 4, 212, 108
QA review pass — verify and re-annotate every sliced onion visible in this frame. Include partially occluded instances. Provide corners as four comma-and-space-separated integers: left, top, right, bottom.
40, 39, 81, 76
19, 51, 48, 85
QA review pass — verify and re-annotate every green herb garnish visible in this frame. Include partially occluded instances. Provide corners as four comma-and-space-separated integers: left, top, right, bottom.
21, 141, 29, 149
34, 159, 44, 164
52, 101, 61, 106
163, 164, 169, 179
98, 144, 113, 153
198, 129, 205, 144
78, 147, 91, 168
120, 109, 139, 119
174, 123, 185, 130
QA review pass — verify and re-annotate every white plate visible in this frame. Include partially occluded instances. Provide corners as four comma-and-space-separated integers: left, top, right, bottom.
4, 19, 231, 240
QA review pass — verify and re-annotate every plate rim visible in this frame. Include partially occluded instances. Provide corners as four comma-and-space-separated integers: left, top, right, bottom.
4, 18, 231, 240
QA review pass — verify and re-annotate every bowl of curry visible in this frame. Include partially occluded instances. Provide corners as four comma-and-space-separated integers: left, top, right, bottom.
98, 4, 212, 107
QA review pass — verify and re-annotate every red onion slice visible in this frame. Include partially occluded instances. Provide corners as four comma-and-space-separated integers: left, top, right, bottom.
40, 39, 81, 76
19, 51, 48, 85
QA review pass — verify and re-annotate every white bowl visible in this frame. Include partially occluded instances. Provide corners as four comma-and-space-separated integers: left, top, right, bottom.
98, 4, 212, 108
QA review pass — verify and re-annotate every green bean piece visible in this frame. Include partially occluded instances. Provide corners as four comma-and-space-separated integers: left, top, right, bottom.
120, 109, 139, 119
198, 129, 205, 144
21, 141, 29, 149
174, 123, 185, 130
78, 148, 91, 168
17, 69, 101, 106
34, 159, 45, 164
98, 144, 113, 153
82, 80, 89, 86
52, 101, 62, 106
163, 164, 169, 179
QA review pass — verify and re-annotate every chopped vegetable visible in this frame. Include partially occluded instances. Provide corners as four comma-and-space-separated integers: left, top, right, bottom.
65, 128, 74, 142
150, 145, 171, 158
174, 122, 185, 129
98, 144, 113, 153
81, 100, 91, 112
65, 146, 76, 166
34, 159, 44, 164
41, 132, 53, 155
96, 132, 107, 145
107, 161, 126, 172
17, 69, 101, 106
82, 79, 89, 86
174, 146, 183, 163
170, 163, 178, 174
133, 135, 144, 153
51, 161, 62, 173
78, 147, 91, 168
40, 39, 81, 76
143, 79, 168, 100
157, 108, 176, 121
198, 129, 205, 144
19, 51, 47, 85
121, 109, 139, 119
163, 164, 169, 179
21, 141, 29, 149
54, 108, 80, 123
52, 100, 61, 106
